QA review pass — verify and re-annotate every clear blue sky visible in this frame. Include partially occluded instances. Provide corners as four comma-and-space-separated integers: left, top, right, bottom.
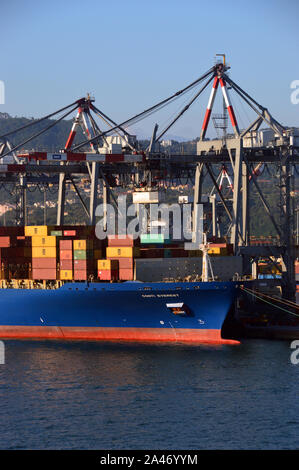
1, 0, 299, 139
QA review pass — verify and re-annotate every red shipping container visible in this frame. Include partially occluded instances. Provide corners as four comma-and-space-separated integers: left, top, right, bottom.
0, 237, 10, 248
73, 270, 88, 280
32, 258, 57, 269
60, 249, 72, 260
60, 259, 73, 270
73, 259, 93, 270
63, 230, 76, 236
119, 268, 134, 280
59, 240, 73, 250
106, 257, 133, 269
108, 235, 139, 247
98, 269, 118, 281
32, 268, 57, 280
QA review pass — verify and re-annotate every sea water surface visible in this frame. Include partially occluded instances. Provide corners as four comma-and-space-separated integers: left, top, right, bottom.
0, 339, 298, 450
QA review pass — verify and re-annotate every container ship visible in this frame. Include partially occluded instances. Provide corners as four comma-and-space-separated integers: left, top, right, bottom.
0, 225, 243, 345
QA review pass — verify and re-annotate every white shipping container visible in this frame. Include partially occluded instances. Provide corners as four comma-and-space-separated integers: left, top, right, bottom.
133, 191, 161, 204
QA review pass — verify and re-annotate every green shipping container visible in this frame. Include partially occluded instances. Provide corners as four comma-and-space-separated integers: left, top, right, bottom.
50, 231, 63, 237
140, 234, 164, 244
73, 249, 93, 260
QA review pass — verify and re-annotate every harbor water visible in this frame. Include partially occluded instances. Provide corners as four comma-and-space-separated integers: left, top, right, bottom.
0, 338, 298, 450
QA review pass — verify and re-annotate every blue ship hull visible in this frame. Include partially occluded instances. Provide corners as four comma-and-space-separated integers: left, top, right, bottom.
0, 281, 241, 344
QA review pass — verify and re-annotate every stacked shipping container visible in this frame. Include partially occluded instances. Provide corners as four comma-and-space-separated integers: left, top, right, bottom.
31, 232, 57, 280
97, 259, 119, 281
106, 236, 140, 280
0, 225, 236, 283
60, 239, 73, 280
73, 239, 94, 280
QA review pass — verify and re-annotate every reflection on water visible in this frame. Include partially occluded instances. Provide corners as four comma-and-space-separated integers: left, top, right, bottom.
0, 340, 298, 449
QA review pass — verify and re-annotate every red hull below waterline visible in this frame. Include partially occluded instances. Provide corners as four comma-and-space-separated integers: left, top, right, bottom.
0, 326, 240, 345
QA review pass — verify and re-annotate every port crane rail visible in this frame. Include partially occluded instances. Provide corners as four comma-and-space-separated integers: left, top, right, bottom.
0, 61, 298, 298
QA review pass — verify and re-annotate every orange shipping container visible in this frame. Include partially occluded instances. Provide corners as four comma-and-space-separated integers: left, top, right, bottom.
60, 259, 73, 270
32, 268, 57, 280
60, 250, 72, 260
0, 237, 11, 248
32, 258, 57, 269
59, 240, 73, 250
119, 268, 134, 281
108, 235, 138, 247
98, 269, 118, 281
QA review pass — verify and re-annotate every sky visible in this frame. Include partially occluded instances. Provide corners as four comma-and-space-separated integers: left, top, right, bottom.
1, 0, 299, 140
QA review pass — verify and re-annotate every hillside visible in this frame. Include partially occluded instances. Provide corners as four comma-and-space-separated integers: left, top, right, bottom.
0, 112, 84, 151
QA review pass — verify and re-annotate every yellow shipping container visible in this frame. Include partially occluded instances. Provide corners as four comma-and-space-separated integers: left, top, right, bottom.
31, 236, 57, 247
106, 247, 140, 258
32, 247, 57, 258
60, 270, 73, 280
208, 247, 227, 255
97, 259, 116, 270
25, 226, 50, 236
73, 239, 93, 250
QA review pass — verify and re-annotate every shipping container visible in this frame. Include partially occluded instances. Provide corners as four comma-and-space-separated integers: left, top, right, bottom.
59, 250, 72, 260
73, 259, 94, 270
97, 269, 118, 281
73, 250, 93, 260
59, 240, 73, 250
31, 236, 57, 247
73, 239, 93, 250
60, 259, 73, 270
63, 230, 76, 236
208, 247, 227, 255
107, 235, 138, 247
32, 258, 57, 269
106, 247, 140, 258
97, 259, 119, 270
105, 257, 133, 269
16, 236, 32, 247
119, 268, 134, 281
60, 270, 73, 280
32, 247, 57, 258
140, 234, 164, 244
32, 268, 57, 280
50, 231, 63, 237
73, 270, 88, 281
139, 248, 164, 258
0, 237, 11, 248
25, 226, 53, 236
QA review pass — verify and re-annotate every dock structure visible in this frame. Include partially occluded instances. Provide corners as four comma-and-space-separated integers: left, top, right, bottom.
0, 60, 298, 300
